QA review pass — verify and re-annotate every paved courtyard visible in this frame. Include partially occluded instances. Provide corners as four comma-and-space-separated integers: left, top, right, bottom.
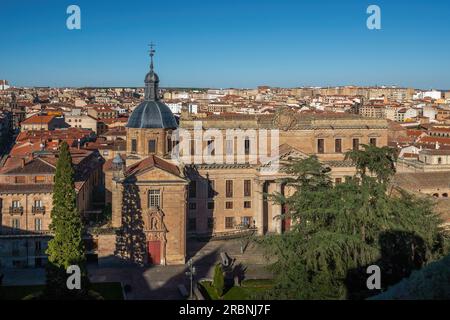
0, 239, 274, 299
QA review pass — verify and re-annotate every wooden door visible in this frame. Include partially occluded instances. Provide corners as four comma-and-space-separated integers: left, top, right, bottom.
147, 241, 161, 265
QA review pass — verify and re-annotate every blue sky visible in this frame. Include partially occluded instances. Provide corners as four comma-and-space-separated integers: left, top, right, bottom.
0, 0, 449, 89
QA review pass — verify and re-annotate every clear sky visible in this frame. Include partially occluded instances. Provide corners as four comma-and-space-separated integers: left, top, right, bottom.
1, 0, 449, 89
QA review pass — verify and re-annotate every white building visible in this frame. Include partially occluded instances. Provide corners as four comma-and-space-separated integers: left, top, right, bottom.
166, 102, 183, 114
0, 80, 10, 90
187, 103, 198, 114
414, 90, 442, 100
404, 108, 419, 120
423, 105, 437, 121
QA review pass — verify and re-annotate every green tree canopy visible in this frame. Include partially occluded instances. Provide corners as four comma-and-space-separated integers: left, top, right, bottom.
259, 147, 448, 300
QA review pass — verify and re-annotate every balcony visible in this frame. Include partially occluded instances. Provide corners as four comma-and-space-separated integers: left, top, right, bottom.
32, 206, 46, 214
9, 207, 24, 215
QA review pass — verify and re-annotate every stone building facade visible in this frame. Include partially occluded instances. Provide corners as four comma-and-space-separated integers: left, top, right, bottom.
0, 150, 103, 268
101, 52, 389, 266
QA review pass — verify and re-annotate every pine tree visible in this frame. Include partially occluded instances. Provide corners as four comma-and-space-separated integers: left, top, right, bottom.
45, 142, 89, 299
259, 148, 449, 300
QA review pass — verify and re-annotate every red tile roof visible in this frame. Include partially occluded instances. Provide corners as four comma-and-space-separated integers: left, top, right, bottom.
21, 114, 55, 125
125, 155, 181, 178
418, 136, 450, 145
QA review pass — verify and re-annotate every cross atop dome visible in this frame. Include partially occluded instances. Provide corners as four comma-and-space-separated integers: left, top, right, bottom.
144, 42, 160, 101
148, 42, 156, 72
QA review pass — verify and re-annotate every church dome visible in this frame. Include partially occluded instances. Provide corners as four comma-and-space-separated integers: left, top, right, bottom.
127, 100, 178, 129
126, 47, 178, 129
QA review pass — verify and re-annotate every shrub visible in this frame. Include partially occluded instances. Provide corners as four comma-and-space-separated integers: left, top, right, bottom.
213, 264, 225, 297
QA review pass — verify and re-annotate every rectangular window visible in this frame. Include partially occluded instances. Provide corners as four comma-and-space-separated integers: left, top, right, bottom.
317, 139, 325, 154
225, 217, 235, 229
352, 138, 360, 151
12, 200, 21, 208
244, 180, 251, 197
207, 201, 214, 210
225, 201, 233, 209
226, 139, 233, 156
207, 140, 215, 156
188, 218, 196, 231
34, 176, 46, 183
15, 176, 25, 184
34, 199, 43, 208
244, 201, 252, 209
244, 138, 250, 155
207, 218, 215, 230
335, 139, 342, 153
167, 136, 172, 153
35, 218, 42, 231
241, 216, 252, 227
226, 180, 233, 198
335, 178, 342, 185
208, 180, 215, 198
189, 202, 196, 210
190, 139, 195, 156
148, 190, 161, 208
370, 138, 377, 146
189, 181, 197, 198
131, 139, 137, 153
12, 218, 20, 230
148, 139, 156, 154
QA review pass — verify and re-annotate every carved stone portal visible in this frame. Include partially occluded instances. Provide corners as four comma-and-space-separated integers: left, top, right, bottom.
143, 208, 168, 265
144, 209, 167, 241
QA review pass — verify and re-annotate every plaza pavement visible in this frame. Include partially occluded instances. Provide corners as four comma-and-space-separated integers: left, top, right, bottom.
0, 239, 274, 300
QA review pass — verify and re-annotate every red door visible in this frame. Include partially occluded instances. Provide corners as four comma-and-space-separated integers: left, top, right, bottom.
283, 218, 291, 232
147, 241, 161, 265
282, 204, 291, 232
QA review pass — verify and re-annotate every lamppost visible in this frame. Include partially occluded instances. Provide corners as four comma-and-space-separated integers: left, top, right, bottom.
185, 258, 196, 299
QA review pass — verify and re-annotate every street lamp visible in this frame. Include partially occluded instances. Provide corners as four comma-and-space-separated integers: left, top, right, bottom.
185, 258, 197, 299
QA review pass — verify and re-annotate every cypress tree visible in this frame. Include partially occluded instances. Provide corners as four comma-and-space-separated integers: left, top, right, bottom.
213, 264, 225, 297
45, 142, 89, 299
